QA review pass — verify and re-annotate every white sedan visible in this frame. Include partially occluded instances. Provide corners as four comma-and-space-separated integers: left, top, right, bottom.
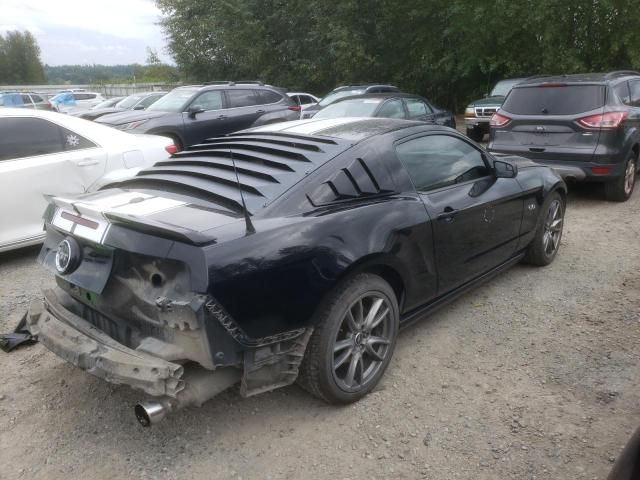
0, 108, 177, 252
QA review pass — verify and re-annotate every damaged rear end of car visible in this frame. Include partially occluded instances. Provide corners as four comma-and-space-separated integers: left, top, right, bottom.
26, 131, 351, 425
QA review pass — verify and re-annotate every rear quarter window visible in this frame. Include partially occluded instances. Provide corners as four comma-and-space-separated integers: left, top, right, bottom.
502, 85, 605, 115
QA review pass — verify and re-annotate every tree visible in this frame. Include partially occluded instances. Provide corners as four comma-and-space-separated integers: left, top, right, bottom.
156, 0, 640, 110
0, 30, 46, 84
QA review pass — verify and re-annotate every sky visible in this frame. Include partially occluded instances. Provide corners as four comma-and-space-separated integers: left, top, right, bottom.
0, 0, 172, 65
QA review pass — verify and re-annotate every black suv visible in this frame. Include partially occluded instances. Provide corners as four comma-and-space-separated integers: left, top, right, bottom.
96, 82, 299, 150
488, 71, 640, 201
301, 84, 400, 119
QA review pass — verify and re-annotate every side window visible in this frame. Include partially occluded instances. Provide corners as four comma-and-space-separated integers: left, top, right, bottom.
405, 98, 429, 118
396, 135, 490, 192
0, 117, 65, 161
191, 90, 224, 111
614, 82, 631, 105
258, 90, 283, 105
629, 80, 640, 107
138, 95, 161, 108
60, 127, 96, 151
31, 94, 44, 103
300, 95, 315, 105
376, 99, 406, 119
227, 89, 261, 108
21, 94, 33, 105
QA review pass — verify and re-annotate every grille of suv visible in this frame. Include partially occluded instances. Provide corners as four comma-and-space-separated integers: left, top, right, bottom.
475, 107, 498, 117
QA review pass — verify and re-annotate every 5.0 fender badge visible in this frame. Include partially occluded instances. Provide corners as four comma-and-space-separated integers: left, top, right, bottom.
55, 237, 82, 274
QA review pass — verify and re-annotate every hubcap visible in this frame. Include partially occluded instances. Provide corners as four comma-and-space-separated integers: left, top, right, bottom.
624, 160, 636, 195
332, 294, 393, 392
542, 199, 563, 256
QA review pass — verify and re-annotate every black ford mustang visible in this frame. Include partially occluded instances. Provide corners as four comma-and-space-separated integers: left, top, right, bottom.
25, 118, 566, 426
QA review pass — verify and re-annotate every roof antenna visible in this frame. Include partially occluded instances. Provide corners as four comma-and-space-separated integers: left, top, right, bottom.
230, 148, 255, 235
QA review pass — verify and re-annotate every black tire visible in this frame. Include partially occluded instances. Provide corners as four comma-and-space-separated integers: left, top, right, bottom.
524, 192, 565, 266
297, 273, 399, 404
466, 128, 484, 142
604, 153, 636, 202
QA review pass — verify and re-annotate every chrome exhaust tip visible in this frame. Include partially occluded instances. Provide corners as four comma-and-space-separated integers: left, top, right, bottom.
135, 400, 167, 427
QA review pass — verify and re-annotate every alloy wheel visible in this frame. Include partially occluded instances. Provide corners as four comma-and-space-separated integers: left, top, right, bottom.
542, 199, 563, 256
332, 294, 393, 392
624, 159, 636, 196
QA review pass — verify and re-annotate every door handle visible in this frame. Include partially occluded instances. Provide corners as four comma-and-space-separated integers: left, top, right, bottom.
256, 109, 265, 114
77, 159, 99, 166
529, 147, 545, 152
436, 207, 459, 221
217, 115, 227, 120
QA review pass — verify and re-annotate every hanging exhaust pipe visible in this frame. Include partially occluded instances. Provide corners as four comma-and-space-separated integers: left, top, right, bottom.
135, 366, 241, 427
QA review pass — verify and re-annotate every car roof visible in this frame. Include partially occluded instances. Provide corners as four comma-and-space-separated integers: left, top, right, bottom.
332, 84, 399, 91
518, 71, 640, 86
327, 92, 424, 103
246, 117, 424, 142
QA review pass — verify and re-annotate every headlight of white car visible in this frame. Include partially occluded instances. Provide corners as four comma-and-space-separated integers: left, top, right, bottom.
117, 120, 148, 131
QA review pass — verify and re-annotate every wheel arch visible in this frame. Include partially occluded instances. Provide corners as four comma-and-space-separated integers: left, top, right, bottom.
335, 253, 407, 312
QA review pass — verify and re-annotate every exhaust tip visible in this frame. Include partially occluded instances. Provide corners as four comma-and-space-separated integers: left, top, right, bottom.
135, 401, 166, 427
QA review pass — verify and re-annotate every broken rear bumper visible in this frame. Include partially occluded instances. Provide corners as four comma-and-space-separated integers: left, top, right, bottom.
26, 289, 185, 397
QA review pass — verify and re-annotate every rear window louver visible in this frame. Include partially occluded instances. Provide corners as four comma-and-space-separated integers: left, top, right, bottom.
306, 156, 395, 207
109, 134, 349, 213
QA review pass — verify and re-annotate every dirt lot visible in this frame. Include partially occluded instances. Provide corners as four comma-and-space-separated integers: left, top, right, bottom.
1, 183, 639, 480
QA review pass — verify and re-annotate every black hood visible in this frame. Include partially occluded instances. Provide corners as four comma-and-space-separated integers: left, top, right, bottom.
95, 109, 171, 126
77, 107, 123, 120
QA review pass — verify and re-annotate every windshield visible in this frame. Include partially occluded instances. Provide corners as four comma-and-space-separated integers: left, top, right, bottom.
116, 95, 144, 109
490, 79, 522, 97
318, 89, 366, 107
147, 88, 199, 112
93, 98, 118, 109
314, 98, 382, 119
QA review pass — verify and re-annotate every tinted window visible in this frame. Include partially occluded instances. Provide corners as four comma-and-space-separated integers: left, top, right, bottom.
60, 127, 96, 151
0, 117, 64, 160
31, 94, 44, 103
376, 99, 405, 118
227, 89, 261, 108
192, 90, 224, 111
396, 135, 490, 192
259, 90, 283, 104
614, 82, 631, 105
629, 80, 640, 107
405, 98, 429, 118
502, 85, 605, 115
300, 95, 315, 104
21, 94, 33, 104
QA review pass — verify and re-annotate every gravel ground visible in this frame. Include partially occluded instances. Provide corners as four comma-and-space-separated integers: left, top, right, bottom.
1, 183, 639, 480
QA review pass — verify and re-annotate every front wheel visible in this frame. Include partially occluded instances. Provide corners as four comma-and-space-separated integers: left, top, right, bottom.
297, 274, 399, 404
524, 192, 565, 266
604, 154, 636, 202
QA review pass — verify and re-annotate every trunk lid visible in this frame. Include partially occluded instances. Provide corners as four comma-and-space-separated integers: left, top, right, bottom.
490, 84, 606, 162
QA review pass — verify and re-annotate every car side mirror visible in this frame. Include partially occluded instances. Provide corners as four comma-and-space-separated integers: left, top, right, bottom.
187, 106, 205, 118
133, 104, 145, 110
494, 159, 517, 178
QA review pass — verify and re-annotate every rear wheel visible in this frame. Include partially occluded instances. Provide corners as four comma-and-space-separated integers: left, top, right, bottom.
466, 128, 484, 142
604, 153, 636, 202
524, 192, 565, 266
297, 274, 399, 404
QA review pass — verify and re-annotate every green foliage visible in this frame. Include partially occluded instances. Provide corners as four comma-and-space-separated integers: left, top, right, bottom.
0, 31, 46, 84
156, 0, 640, 111
44, 61, 180, 85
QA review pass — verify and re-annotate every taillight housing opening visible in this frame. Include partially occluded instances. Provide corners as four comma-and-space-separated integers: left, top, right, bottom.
490, 113, 511, 128
577, 111, 628, 129
288, 105, 301, 112
165, 144, 178, 155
